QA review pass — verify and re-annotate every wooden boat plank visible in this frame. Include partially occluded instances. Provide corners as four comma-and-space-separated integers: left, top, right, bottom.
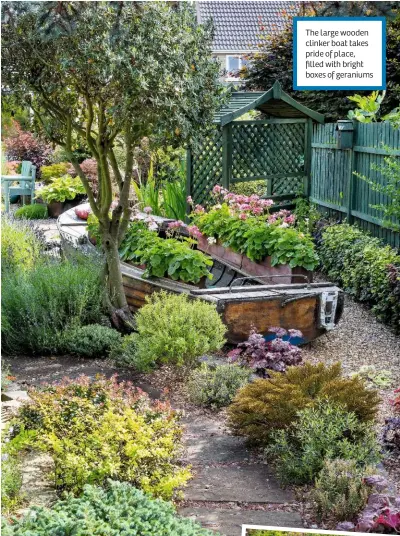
221, 295, 319, 344
191, 283, 338, 295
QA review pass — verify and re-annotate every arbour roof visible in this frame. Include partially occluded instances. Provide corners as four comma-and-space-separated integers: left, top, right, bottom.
214, 81, 325, 125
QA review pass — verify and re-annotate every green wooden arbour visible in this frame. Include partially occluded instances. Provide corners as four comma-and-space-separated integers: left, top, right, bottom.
187, 81, 325, 208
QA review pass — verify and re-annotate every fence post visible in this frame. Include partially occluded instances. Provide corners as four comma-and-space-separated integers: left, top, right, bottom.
304, 118, 312, 198
345, 121, 357, 224
222, 124, 232, 189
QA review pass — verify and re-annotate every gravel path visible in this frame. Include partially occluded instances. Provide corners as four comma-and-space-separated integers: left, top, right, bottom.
304, 293, 400, 414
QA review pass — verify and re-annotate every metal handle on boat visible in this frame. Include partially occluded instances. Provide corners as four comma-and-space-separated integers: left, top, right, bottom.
229, 274, 312, 292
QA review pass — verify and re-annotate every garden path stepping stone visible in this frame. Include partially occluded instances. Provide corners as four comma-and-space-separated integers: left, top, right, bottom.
181, 414, 227, 435
180, 408, 302, 534
183, 465, 293, 503
179, 507, 303, 535
185, 435, 251, 464
17, 451, 57, 514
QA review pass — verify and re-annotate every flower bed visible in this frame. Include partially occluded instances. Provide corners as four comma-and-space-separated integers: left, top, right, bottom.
189, 186, 319, 282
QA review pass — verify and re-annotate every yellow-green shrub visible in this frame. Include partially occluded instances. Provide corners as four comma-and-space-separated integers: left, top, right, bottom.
120, 292, 226, 371
228, 362, 379, 444
40, 162, 69, 184
17, 375, 190, 499
1, 216, 42, 272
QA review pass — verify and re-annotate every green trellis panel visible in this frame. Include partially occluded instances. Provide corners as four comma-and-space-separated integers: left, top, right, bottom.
310, 121, 400, 249
188, 118, 308, 207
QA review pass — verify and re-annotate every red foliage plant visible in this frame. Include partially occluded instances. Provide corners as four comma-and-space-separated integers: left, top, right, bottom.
228, 327, 303, 376
3, 120, 52, 175
68, 158, 98, 195
392, 387, 400, 413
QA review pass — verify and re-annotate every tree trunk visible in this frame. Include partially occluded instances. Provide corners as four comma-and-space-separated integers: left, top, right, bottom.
102, 231, 135, 332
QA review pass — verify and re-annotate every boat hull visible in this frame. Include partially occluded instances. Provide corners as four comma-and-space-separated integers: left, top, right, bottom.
57, 208, 344, 345
121, 262, 343, 344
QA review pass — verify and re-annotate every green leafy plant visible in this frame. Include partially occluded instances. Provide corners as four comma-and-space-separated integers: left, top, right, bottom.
14, 204, 48, 220
133, 166, 163, 216
319, 224, 400, 332
133, 164, 186, 220
354, 149, 400, 232
17, 375, 190, 498
62, 324, 122, 358
347, 90, 400, 127
162, 176, 186, 220
86, 212, 102, 245
1, 481, 218, 536
39, 162, 70, 184
348, 91, 386, 123
267, 401, 381, 485
1, 447, 24, 515
187, 363, 252, 409
352, 365, 393, 388
192, 193, 319, 270
227, 362, 379, 445
2, 258, 104, 354
230, 180, 267, 197
119, 292, 226, 371
1, 365, 14, 392
1, 215, 43, 272
35, 174, 85, 203
312, 458, 373, 522
294, 196, 322, 234
120, 221, 213, 284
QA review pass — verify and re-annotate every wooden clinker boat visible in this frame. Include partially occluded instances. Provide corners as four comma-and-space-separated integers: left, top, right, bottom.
58, 208, 344, 344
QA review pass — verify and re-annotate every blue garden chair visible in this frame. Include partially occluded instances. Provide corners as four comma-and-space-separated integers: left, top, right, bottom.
1, 160, 37, 213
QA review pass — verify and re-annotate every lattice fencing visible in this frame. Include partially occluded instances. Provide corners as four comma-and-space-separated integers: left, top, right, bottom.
231, 122, 305, 195
187, 119, 309, 207
189, 130, 223, 206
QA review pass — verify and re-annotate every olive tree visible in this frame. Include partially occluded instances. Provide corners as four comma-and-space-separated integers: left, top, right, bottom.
2, 1, 222, 327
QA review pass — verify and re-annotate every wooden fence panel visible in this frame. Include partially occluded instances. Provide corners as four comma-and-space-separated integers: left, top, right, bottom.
310, 121, 400, 249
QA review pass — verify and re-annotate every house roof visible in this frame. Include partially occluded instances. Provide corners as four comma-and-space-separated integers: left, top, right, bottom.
214, 81, 325, 125
197, 1, 300, 52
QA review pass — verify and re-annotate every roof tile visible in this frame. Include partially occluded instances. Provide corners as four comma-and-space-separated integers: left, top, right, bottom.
197, 1, 300, 51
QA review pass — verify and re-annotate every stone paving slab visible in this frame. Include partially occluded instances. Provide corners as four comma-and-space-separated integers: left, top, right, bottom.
184, 465, 294, 503
6, 356, 161, 399
186, 435, 251, 464
179, 506, 303, 535
181, 414, 228, 436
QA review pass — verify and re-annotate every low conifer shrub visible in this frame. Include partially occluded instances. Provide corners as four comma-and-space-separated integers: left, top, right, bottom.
227, 362, 379, 444
1, 481, 218, 535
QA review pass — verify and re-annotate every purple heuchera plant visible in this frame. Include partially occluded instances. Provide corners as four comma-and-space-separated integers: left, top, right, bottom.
227, 327, 302, 376
336, 476, 400, 533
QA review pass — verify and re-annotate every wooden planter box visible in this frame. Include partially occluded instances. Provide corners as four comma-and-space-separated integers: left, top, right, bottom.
197, 235, 311, 285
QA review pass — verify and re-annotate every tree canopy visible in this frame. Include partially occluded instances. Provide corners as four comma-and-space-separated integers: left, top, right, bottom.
1, 1, 222, 326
